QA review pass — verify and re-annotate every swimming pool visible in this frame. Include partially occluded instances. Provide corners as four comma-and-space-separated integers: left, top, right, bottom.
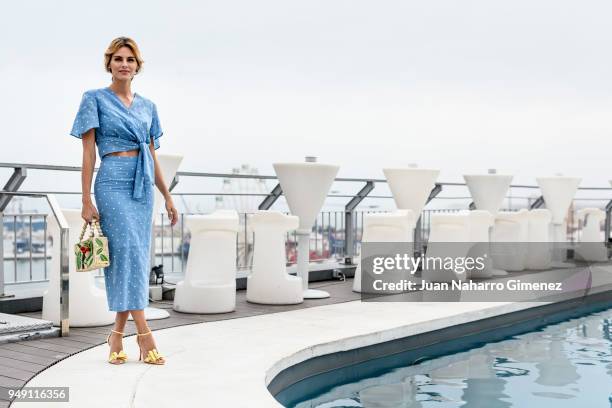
279, 306, 612, 407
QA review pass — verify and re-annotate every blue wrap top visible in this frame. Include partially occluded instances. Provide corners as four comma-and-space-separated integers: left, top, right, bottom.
70, 87, 163, 201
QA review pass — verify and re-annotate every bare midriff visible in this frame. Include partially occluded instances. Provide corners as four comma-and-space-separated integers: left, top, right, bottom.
104, 149, 139, 158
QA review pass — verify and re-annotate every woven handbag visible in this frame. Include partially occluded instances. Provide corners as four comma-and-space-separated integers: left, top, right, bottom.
74, 220, 110, 272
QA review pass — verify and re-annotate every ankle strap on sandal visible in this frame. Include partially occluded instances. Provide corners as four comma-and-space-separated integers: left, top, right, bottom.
110, 329, 124, 335
136, 330, 152, 336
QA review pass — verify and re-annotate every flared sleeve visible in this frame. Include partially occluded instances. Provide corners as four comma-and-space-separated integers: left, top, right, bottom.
150, 102, 163, 150
70, 91, 100, 138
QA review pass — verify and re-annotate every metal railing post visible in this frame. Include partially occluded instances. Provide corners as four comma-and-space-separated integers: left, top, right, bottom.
0, 166, 27, 210
258, 183, 283, 210
46, 194, 71, 337
0, 210, 10, 299
343, 181, 375, 264
530, 196, 545, 209
414, 183, 442, 255
605, 199, 612, 244
0, 166, 28, 298
168, 175, 179, 192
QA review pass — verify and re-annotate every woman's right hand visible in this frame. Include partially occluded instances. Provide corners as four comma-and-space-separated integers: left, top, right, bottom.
82, 201, 100, 223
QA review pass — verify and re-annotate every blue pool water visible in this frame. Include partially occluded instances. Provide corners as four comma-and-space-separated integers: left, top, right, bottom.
289, 308, 612, 407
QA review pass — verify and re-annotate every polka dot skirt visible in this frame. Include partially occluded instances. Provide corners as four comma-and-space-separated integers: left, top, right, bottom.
94, 155, 154, 311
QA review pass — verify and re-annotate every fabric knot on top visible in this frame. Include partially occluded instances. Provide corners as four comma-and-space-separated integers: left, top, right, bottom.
133, 142, 154, 200
69, 87, 164, 202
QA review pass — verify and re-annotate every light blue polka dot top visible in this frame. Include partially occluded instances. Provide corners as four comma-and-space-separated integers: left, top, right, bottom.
70, 87, 163, 201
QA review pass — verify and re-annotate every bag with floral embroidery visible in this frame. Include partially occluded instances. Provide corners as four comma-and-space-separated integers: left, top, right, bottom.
74, 220, 110, 272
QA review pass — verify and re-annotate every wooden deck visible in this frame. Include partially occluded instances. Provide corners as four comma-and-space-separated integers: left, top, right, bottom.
0, 279, 359, 407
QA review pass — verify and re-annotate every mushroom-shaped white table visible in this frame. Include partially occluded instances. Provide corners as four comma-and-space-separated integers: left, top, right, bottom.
43, 209, 115, 326
173, 210, 239, 313
525, 209, 553, 270
353, 210, 417, 293
246, 211, 303, 305
536, 176, 581, 266
273, 159, 339, 299
464, 173, 513, 276
383, 168, 440, 218
383, 167, 439, 259
464, 173, 513, 215
575, 208, 608, 262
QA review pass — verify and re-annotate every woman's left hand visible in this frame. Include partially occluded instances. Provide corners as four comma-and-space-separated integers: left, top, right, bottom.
165, 197, 179, 227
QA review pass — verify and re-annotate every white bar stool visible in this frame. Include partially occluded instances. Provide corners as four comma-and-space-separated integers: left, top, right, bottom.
576, 208, 608, 262
466, 210, 494, 278
246, 211, 303, 305
353, 210, 416, 293
422, 212, 471, 283
173, 210, 239, 313
526, 209, 553, 270
491, 209, 529, 272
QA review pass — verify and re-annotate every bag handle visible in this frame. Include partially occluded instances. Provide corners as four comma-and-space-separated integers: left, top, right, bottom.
79, 219, 105, 242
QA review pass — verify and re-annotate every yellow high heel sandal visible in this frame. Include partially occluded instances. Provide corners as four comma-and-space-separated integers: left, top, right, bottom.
136, 330, 165, 365
106, 329, 128, 364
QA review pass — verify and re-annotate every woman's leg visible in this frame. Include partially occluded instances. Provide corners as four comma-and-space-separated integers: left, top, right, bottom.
130, 309, 165, 362
108, 311, 129, 360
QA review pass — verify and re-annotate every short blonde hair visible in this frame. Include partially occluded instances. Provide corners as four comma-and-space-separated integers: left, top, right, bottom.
104, 37, 144, 75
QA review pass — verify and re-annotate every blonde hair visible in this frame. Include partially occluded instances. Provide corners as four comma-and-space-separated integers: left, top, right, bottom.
104, 37, 144, 77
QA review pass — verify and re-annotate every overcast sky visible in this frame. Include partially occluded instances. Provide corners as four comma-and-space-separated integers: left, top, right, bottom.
1, 0, 611, 210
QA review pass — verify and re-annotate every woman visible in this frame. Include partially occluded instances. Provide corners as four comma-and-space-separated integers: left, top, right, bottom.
70, 37, 178, 365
